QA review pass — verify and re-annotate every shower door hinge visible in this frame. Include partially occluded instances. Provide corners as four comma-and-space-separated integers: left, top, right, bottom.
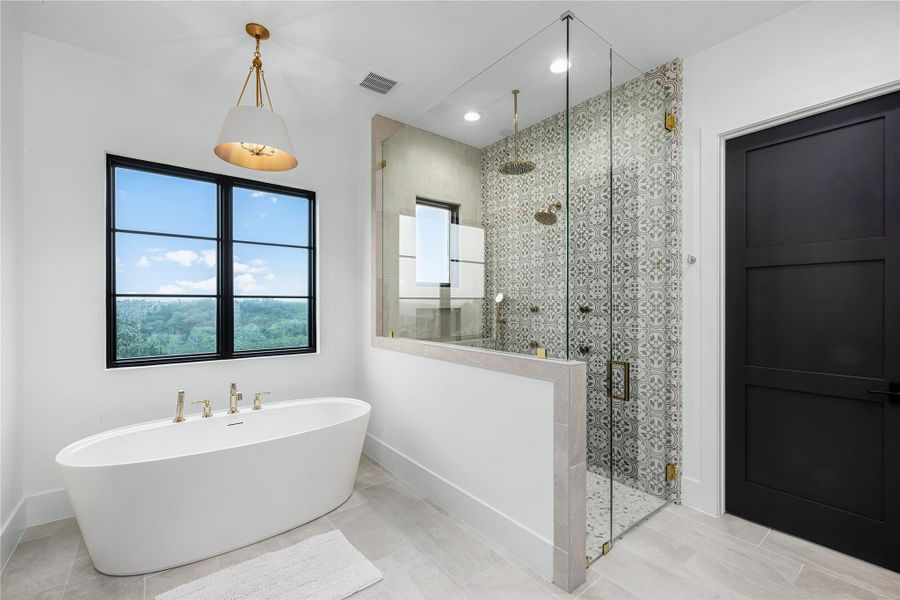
666, 463, 677, 482
602, 542, 612, 555
664, 113, 677, 132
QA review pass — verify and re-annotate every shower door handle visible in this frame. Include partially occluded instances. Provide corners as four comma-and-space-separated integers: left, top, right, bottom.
607, 360, 630, 401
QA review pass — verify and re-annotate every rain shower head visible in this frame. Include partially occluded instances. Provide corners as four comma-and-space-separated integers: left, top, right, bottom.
534, 201, 562, 225
498, 90, 535, 175
498, 159, 536, 176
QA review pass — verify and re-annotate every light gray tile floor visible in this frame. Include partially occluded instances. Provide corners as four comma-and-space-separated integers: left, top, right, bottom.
2, 454, 898, 600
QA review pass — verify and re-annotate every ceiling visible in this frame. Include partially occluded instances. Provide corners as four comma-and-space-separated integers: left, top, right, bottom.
11, 1, 804, 147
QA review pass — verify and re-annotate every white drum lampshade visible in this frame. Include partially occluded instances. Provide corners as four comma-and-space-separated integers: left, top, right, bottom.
214, 105, 298, 171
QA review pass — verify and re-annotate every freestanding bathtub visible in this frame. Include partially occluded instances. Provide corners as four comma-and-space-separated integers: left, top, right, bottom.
56, 397, 370, 575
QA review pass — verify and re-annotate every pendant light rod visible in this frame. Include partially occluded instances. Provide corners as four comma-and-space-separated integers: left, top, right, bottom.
236, 25, 274, 111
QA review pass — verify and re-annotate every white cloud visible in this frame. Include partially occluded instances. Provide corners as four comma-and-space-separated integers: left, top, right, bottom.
137, 256, 151, 268
234, 258, 272, 278
250, 190, 278, 204
200, 249, 216, 268
264, 273, 275, 280
234, 273, 264, 294
165, 249, 199, 267
158, 284, 185, 294
175, 277, 216, 292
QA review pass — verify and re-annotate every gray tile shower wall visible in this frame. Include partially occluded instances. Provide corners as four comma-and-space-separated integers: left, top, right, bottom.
480, 59, 683, 502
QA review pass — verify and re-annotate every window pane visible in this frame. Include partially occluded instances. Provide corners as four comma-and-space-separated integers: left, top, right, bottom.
233, 243, 308, 296
416, 204, 450, 284
116, 297, 217, 359
115, 233, 216, 295
233, 187, 309, 246
114, 168, 216, 237
234, 298, 309, 351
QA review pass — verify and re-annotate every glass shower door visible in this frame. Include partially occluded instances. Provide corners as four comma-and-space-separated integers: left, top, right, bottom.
607, 50, 678, 540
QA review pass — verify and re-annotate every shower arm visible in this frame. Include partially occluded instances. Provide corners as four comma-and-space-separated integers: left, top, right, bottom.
513, 90, 521, 160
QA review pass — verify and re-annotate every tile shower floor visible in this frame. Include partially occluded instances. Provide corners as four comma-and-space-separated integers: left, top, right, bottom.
3, 455, 898, 599
586, 470, 668, 559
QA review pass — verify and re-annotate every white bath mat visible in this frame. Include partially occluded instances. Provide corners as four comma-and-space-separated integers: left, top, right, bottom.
155, 530, 383, 600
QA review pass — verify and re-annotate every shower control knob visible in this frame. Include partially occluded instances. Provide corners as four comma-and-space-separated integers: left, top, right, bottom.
578, 305, 592, 314
578, 345, 592, 354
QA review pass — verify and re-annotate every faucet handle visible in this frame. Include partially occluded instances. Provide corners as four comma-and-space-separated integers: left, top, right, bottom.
192, 399, 213, 418
253, 391, 271, 411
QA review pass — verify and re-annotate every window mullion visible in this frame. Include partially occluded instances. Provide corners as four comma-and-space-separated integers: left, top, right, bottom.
221, 179, 234, 359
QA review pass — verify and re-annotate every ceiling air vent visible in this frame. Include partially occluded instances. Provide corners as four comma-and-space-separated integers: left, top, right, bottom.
359, 72, 399, 95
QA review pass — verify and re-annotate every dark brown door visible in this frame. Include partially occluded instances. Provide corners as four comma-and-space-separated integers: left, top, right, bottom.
726, 91, 900, 572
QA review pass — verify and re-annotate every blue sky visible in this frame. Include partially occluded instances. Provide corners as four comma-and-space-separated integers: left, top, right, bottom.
416, 203, 450, 284
115, 168, 310, 297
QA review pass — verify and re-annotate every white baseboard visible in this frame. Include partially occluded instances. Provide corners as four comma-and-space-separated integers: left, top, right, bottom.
0, 497, 27, 570
26, 488, 73, 527
363, 433, 553, 579
680, 476, 721, 517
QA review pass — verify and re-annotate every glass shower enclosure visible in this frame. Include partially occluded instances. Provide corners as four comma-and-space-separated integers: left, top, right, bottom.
378, 12, 681, 565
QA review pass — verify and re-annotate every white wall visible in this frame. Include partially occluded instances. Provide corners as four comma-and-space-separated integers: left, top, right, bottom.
1, 1, 27, 565
355, 120, 557, 575
20, 33, 364, 513
681, 0, 900, 515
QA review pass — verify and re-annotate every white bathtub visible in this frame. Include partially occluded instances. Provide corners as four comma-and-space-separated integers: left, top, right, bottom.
56, 397, 370, 575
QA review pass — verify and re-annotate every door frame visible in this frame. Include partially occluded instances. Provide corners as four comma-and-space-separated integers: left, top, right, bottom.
684, 79, 900, 517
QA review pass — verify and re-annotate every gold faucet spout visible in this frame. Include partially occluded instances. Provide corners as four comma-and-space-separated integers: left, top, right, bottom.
228, 383, 243, 414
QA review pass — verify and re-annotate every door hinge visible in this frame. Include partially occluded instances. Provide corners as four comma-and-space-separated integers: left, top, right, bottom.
666, 463, 677, 482
664, 113, 677, 131
602, 541, 612, 555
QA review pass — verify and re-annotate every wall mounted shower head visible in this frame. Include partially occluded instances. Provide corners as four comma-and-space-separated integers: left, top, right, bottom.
534, 201, 562, 225
495, 292, 506, 304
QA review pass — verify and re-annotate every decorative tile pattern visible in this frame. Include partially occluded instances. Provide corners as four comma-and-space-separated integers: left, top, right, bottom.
480, 60, 683, 520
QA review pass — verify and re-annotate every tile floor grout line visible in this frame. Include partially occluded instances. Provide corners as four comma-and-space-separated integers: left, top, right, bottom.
753, 540, 896, 598
667, 508, 770, 549
757, 528, 771, 547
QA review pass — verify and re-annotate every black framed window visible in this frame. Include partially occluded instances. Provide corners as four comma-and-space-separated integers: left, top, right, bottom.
415, 198, 458, 287
107, 155, 316, 367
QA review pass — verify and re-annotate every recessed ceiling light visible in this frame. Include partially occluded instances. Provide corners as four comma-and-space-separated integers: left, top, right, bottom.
550, 59, 571, 74
464, 111, 481, 122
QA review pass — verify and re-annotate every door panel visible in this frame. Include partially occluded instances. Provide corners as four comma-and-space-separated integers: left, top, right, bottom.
745, 385, 884, 520
745, 261, 884, 377
744, 117, 886, 248
726, 90, 900, 572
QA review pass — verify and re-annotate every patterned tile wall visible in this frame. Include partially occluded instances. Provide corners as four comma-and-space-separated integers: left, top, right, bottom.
480, 59, 683, 501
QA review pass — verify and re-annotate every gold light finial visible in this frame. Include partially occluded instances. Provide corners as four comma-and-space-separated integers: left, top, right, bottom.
214, 23, 298, 171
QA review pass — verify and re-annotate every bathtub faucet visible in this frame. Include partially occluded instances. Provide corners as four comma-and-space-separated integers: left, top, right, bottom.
173, 390, 186, 423
228, 383, 244, 414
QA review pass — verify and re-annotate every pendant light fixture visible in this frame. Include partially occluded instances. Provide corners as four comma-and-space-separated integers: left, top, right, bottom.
497, 89, 535, 175
214, 23, 298, 171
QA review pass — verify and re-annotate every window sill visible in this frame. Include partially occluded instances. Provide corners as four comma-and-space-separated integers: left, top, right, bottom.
105, 349, 320, 371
